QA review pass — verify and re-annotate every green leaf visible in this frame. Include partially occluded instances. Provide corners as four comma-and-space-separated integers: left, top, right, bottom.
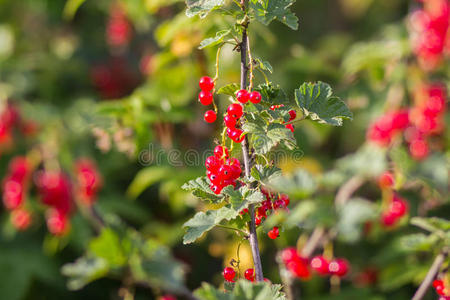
243, 119, 296, 154
126, 166, 173, 199
336, 198, 377, 243
199, 29, 231, 49
183, 206, 239, 244
337, 144, 387, 177
222, 185, 264, 210
89, 228, 128, 267
249, 0, 299, 30
398, 233, 441, 252
195, 282, 230, 300
254, 83, 289, 106
182, 176, 223, 202
217, 83, 240, 96
186, 0, 225, 18
251, 165, 282, 182
254, 57, 273, 73
61, 257, 109, 290
195, 280, 286, 300
63, 0, 87, 20
294, 81, 352, 126
411, 217, 450, 233
129, 241, 186, 292
267, 169, 316, 199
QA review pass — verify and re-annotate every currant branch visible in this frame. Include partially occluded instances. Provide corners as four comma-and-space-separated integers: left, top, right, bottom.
412, 248, 449, 300
239, 0, 264, 282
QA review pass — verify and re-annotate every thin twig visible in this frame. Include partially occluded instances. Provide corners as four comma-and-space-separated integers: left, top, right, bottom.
301, 176, 365, 257
335, 175, 364, 207
411, 248, 448, 300
301, 226, 325, 258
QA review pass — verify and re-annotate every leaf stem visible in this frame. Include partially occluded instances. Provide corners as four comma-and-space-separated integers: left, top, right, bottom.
217, 224, 248, 236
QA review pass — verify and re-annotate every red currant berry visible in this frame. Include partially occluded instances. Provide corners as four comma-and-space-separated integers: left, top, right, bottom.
257, 206, 268, 218
285, 124, 294, 132
255, 215, 262, 226
435, 284, 445, 295
227, 103, 243, 119
229, 128, 244, 143
11, 208, 32, 231
280, 194, 290, 206
205, 156, 220, 171
198, 91, 213, 105
218, 165, 233, 181
210, 183, 222, 195
268, 226, 279, 239
224, 114, 237, 128
214, 145, 229, 159
287, 259, 310, 279
273, 199, 285, 210
378, 171, 394, 189
240, 208, 249, 215
236, 89, 249, 103
244, 268, 255, 281
46, 209, 69, 236
409, 138, 429, 160
280, 247, 299, 264
381, 212, 397, 227
288, 110, 297, 121
204, 110, 217, 123
328, 258, 349, 277
389, 196, 408, 218
199, 76, 214, 91
310, 256, 329, 275
433, 279, 444, 288
223, 267, 236, 282
249, 91, 262, 104
207, 172, 220, 185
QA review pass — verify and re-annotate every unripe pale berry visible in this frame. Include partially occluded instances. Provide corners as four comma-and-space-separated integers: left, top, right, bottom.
268, 226, 279, 239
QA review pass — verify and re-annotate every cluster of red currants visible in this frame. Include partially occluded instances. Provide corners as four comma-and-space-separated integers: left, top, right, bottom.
35, 171, 73, 235
270, 104, 297, 132
1, 155, 102, 235
198, 76, 217, 123
222, 267, 263, 283
198, 76, 264, 144
378, 173, 409, 227
367, 83, 447, 160
0, 103, 38, 151
409, 0, 449, 70
2, 157, 32, 230
433, 278, 450, 299
280, 248, 350, 280
205, 145, 242, 194
240, 187, 290, 239
106, 3, 132, 48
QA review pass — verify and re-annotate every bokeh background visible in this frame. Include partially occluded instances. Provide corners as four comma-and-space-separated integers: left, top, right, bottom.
0, 0, 448, 299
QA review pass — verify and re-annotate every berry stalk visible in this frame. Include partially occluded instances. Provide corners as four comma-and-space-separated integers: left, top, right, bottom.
239, 1, 264, 282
